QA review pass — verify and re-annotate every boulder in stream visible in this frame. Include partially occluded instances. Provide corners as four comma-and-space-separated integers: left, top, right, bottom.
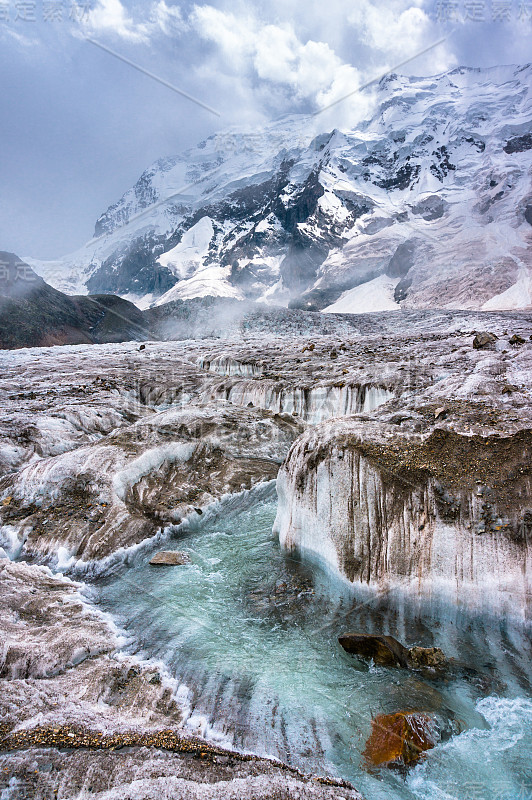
339, 633, 447, 671
149, 551, 190, 566
363, 711, 436, 769
338, 633, 409, 667
407, 646, 447, 669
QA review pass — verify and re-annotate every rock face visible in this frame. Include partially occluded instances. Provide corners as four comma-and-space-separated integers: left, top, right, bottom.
150, 551, 190, 566
29, 65, 532, 312
363, 712, 435, 769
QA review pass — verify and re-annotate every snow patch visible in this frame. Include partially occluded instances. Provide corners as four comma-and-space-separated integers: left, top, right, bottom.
157, 216, 214, 280
323, 275, 401, 314
482, 266, 532, 310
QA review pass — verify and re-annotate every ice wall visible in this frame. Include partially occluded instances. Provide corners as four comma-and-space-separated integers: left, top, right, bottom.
274, 425, 532, 621
202, 381, 394, 424
196, 355, 264, 377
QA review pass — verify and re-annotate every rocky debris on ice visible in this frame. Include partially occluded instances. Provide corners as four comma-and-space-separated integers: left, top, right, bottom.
0, 747, 363, 799
272, 310, 532, 620
0, 401, 298, 562
1, 308, 532, 796
2, 308, 532, 576
0, 559, 183, 729
473, 331, 498, 349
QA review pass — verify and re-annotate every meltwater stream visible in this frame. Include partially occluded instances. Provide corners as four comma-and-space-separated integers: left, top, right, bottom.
94, 488, 532, 800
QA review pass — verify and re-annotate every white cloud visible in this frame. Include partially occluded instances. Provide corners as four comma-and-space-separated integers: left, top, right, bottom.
84, 0, 149, 42
348, 0, 430, 55
152, 1, 187, 37
191, 4, 369, 115
191, 6, 255, 68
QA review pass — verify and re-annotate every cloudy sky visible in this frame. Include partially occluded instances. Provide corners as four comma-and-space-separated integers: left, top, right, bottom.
1, 0, 530, 258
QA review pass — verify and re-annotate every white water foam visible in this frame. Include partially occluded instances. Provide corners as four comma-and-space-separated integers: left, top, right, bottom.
408, 696, 532, 800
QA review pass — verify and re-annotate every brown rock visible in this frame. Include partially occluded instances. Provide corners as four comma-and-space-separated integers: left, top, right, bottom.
509, 334, 525, 345
473, 332, 498, 349
149, 551, 190, 566
338, 633, 409, 667
407, 646, 446, 669
363, 712, 435, 769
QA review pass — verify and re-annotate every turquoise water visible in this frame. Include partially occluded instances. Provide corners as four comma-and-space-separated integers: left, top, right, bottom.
95, 489, 532, 800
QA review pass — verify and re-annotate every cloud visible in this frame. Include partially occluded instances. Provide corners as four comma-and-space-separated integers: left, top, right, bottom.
188, 1, 454, 127
152, 1, 187, 37
347, 0, 454, 73
84, 0, 149, 42
190, 4, 370, 116
348, 0, 430, 55
190, 6, 254, 68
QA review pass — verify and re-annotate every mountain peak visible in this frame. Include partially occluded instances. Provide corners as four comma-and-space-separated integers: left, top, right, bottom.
28, 64, 532, 314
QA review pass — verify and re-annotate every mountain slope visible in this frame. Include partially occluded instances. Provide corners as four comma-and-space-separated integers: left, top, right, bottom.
28, 64, 532, 312
0, 252, 148, 349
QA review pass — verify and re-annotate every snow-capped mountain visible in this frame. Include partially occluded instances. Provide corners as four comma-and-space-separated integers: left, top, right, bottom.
29, 64, 532, 312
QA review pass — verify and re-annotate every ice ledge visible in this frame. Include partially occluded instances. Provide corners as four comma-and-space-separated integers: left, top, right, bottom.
274, 415, 532, 622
